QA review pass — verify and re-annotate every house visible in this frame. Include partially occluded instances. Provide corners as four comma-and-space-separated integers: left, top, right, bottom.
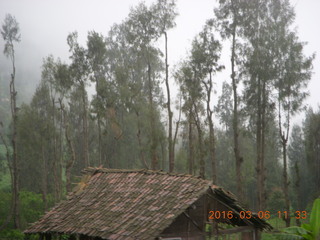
24, 168, 272, 240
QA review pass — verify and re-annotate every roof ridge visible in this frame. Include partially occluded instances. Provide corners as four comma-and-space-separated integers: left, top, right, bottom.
82, 167, 211, 181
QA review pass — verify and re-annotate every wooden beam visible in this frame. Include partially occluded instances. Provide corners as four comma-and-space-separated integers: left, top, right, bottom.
183, 211, 202, 231
217, 226, 255, 235
206, 193, 254, 227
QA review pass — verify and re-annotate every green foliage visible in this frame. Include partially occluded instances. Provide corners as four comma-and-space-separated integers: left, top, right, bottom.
274, 198, 320, 240
1, 1, 319, 238
174, 147, 188, 173
0, 190, 53, 230
1, 13, 21, 58
0, 229, 24, 240
304, 108, 320, 199
288, 124, 310, 210
309, 199, 320, 238
0, 191, 12, 226
0, 172, 11, 191
20, 191, 49, 227
0, 144, 8, 179
17, 101, 57, 193
267, 188, 285, 213
215, 81, 233, 129
60, 234, 71, 240
262, 233, 282, 240
282, 226, 309, 238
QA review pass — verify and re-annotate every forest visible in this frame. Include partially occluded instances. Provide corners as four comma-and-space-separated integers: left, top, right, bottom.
0, 0, 320, 239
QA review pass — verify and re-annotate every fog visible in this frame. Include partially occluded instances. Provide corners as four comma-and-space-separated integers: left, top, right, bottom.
1, 0, 319, 114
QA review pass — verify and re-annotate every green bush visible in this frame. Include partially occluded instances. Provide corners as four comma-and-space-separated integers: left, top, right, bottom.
20, 191, 47, 228
0, 190, 54, 230
0, 229, 24, 240
267, 187, 285, 213
273, 198, 320, 240
0, 191, 12, 228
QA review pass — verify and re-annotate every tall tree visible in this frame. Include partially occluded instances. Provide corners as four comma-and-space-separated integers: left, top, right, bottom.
304, 108, 320, 201
41, 55, 63, 202
105, 22, 148, 168
152, 0, 178, 172
275, 29, 313, 227
67, 32, 90, 168
215, 0, 245, 201
216, 82, 233, 131
190, 22, 223, 182
53, 61, 74, 192
87, 31, 108, 166
103, 10, 166, 169
288, 125, 306, 225
127, 3, 164, 170
175, 61, 204, 177
241, 0, 277, 211
62, 102, 76, 193
1, 13, 21, 229
250, 0, 315, 226
18, 83, 54, 211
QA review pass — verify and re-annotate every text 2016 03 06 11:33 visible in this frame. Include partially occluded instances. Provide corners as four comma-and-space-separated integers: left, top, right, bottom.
208, 210, 307, 220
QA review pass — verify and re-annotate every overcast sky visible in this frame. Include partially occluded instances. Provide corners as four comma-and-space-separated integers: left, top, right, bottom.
1, 0, 319, 122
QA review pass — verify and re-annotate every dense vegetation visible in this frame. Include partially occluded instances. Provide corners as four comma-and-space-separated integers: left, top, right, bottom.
0, 0, 319, 238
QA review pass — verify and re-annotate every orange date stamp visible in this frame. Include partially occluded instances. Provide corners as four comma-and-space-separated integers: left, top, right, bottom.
208, 210, 307, 220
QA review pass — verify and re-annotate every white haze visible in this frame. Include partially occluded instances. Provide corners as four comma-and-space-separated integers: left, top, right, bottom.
0, 0, 319, 125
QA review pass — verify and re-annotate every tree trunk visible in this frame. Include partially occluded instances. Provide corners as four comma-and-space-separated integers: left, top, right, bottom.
261, 80, 267, 211
41, 139, 48, 211
205, 72, 216, 183
51, 97, 59, 203
63, 106, 76, 193
294, 162, 301, 226
230, 18, 244, 202
256, 75, 263, 212
164, 32, 174, 173
282, 140, 290, 227
208, 116, 216, 183
81, 83, 89, 168
0, 133, 14, 231
10, 55, 20, 229
195, 122, 205, 179
160, 138, 166, 170
147, 63, 158, 170
96, 78, 102, 167
58, 106, 63, 200
135, 110, 149, 169
278, 99, 291, 227
188, 110, 194, 175
172, 96, 181, 171
255, 77, 268, 212
98, 117, 102, 166
193, 103, 205, 179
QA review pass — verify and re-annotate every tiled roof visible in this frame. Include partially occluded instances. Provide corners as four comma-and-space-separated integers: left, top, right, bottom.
24, 168, 271, 239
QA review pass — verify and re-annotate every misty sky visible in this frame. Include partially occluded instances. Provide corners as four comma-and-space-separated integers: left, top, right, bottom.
1, 0, 319, 122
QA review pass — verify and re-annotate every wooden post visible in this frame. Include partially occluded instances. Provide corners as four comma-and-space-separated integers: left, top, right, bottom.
69, 234, 76, 240
255, 229, 261, 240
45, 233, 52, 240
23, 234, 30, 240
241, 232, 252, 240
